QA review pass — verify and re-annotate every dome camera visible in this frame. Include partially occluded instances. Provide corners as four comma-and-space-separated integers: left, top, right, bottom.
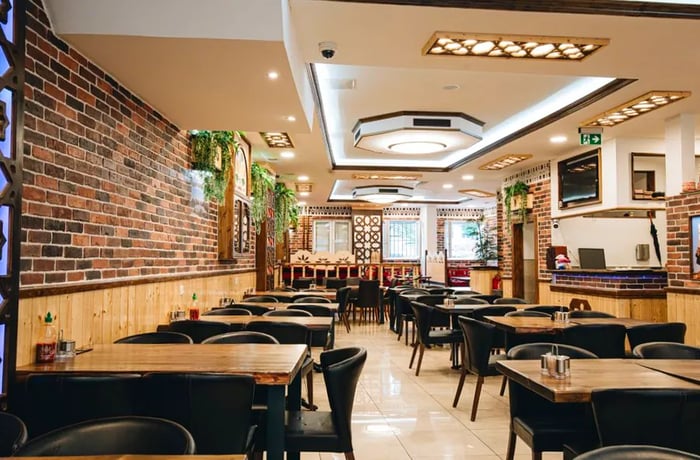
319, 41, 337, 59
552, 219, 560, 229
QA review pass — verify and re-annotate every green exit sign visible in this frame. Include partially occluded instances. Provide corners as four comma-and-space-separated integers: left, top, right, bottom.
580, 133, 602, 145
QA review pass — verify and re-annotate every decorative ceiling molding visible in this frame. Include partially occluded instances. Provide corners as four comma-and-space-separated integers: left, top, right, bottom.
503, 162, 551, 187
298, 205, 352, 217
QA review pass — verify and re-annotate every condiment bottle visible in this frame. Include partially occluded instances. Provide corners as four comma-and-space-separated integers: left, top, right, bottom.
189, 293, 199, 320
36, 312, 57, 363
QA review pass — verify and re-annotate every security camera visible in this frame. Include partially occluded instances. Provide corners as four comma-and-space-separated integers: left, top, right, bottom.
319, 41, 337, 59
553, 219, 560, 229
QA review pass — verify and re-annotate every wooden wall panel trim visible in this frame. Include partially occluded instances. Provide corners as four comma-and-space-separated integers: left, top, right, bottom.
666, 286, 700, 295
549, 285, 666, 299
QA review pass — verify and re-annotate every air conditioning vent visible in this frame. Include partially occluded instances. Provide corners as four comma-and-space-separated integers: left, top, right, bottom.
412, 118, 451, 128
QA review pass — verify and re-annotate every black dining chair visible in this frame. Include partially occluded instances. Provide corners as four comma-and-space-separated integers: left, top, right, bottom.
233, 303, 274, 316
561, 324, 626, 358
244, 296, 279, 303
409, 302, 462, 376
324, 278, 347, 290
525, 305, 569, 316
13, 416, 196, 456
494, 297, 527, 304
167, 319, 233, 343
505, 310, 551, 317
470, 294, 502, 304
396, 289, 430, 345
633, 341, 700, 359
290, 304, 334, 349
203, 307, 252, 316
355, 280, 382, 323
114, 331, 193, 344
452, 316, 506, 421
626, 322, 687, 351
428, 288, 455, 296
471, 305, 517, 353
336, 286, 353, 333
263, 309, 313, 317
505, 343, 598, 460
574, 445, 700, 460
415, 294, 450, 328
293, 296, 332, 303
568, 310, 616, 318
201, 331, 279, 344
453, 296, 489, 305
292, 278, 314, 290
0, 412, 28, 456
142, 373, 257, 455
284, 347, 367, 460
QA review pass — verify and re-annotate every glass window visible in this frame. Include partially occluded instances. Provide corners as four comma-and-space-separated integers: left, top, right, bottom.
445, 221, 478, 260
383, 220, 420, 260
313, 220, 351, 253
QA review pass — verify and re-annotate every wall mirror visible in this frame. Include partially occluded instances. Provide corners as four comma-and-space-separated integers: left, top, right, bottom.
631, 153, 665, 200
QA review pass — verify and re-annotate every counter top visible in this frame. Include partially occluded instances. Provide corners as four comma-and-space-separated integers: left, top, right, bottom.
548, 268, 665, 274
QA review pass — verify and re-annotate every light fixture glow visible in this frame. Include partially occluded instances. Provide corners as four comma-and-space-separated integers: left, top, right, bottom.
581, 91, 691, 127
443, 183, 454, 189
462, 174, 475, 180
280, 151, 295, 158
388, 141, 447, 154
423, 32, 608, 61
299, 191, 310, 197
286, 115, 296, 122
479, 154, 533, 170
352, 185, 413, 204
297, 201, 307, 206
267, 71, 279, 80
459, 189, 496, 198
550, 135, 568, 143
297, 175, 309, 182
260, 132, 294, 149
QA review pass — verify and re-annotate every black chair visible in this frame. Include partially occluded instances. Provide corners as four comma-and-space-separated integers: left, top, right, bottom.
471, 294, 502, 304
336, 286, 353, 333
0, 412, 28, 456
345, 277, 361, 287
569, 310, 616, 318
285, 347, 367, 460
452, 316, 506, 421
167, 319, 233, 343
271, 294, 297, 302
471, 305, 517, 352
201, 331, 279, 344
280, 286, 298, 292
294, 296, 332, 303
142, 373, 256, 454
415, 294, 450, 328
526, 305, 569, 315
292, 278, 314, 290
494, 297, 527, 304
233, 303, 274, 316
409, 302, 462, 376
355, 280, 382, 323
291, 304, 334, 349
203, 307, 252, 316
562, 324, 627, 358
14, 373, 143, 437
505, 343, 597, 460
13, 416, 196, 456
396, 289, 430, 345
574, 445, 700, 460
244, 296, 279, 303
505, 310, 551, 317
263, 309, 312, 317
626, 323, 686, 351
324, 278, 347, 290
428, 288, 455, 296
114, 331, 193, 344
453, 296, 489, 305
633, 342, 700, 359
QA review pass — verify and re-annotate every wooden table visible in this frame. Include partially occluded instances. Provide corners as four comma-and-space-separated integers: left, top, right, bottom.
570, 318, 652, 327
638, 359, 700, 385
434, 303, 537, 315
203, 315, 333, 331
484, 316, 574, 334
247, 290, 336, 300
230, 302, 339, 312
496, 359, 700, 403
16, 344, 307, 460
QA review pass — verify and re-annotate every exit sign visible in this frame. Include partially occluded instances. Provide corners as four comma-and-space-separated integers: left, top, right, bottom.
580, 133, 602, 145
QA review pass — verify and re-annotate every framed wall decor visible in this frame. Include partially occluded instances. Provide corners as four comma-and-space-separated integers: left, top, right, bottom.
691, 214, 700, 278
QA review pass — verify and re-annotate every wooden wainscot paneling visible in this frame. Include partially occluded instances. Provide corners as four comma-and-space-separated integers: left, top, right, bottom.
470, 268, 499, 295
546, 288, 667, 322
17, 271, 256, 366
667, 290, 700, 346
501, 277, 513, 298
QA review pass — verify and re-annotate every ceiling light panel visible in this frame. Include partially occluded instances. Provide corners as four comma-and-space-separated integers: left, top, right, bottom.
424, 32, 608, 60
581, 91, 691, 127
260, 132, 294, 148
295, 183, 312, 193
353, 185, 413, 204
479, 154, 533, 170
459, 189, 496, 198
352, 173, 423, 181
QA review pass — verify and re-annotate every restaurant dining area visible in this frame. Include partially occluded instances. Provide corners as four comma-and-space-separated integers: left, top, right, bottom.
3, 0, 700, 459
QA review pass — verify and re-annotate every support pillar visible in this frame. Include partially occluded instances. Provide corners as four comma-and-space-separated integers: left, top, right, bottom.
665, 113, 695, 196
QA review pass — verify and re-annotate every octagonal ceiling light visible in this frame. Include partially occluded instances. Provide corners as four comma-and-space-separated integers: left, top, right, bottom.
352, 185, 413, 204
352, 111, 484, 155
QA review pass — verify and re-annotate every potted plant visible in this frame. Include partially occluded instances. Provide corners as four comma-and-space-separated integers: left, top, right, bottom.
503, 180, 530, 230
274, 182, 299, 240
189, 130, 238, 202
251, 162, 275, 233
465, 216, 497, 263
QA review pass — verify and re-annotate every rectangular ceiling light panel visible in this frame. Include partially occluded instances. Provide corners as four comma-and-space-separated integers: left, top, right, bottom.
479, 154, 533, 170
580, 91, 691, 127
260, 132, 294, 148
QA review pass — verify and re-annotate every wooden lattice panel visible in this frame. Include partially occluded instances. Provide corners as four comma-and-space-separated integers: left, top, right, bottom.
353, 212, 382, 264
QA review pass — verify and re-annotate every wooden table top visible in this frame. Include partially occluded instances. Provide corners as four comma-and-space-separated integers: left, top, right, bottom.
1, 456, 246, 460
203, 315, 333, 330
434, 303, 537, 314
247, 290, 336, 300
228, 302, 339, 312
496, 359, 700, 403
16, 344, 308, 385
570, 317, 652, 328
484, 316, 573, 334
637, 359, 700, 385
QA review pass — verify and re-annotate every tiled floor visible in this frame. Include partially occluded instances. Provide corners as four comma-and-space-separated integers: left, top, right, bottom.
303, 321, 563, 460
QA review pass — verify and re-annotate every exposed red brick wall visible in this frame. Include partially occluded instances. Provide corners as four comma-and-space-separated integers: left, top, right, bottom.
20, 0, 253, 287
666, 191, 700, 288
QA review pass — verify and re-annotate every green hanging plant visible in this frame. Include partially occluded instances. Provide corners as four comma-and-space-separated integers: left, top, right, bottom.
274, 182, 299, 241
503, 180, 530, 231
189, 130, 239, 202
251, 162, 275, 233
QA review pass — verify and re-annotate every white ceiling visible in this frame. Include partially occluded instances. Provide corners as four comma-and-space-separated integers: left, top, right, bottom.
43, 0, 700, 208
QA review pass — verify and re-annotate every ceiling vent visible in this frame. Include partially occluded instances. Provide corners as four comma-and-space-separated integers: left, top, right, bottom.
352, 185, 414, 204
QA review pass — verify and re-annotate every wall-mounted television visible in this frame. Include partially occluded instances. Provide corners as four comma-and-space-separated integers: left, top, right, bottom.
558, 148, 601, 209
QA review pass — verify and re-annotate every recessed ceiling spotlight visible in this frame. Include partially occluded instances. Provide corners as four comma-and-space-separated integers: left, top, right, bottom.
462, 174, 475, 180
299, 191, 310, 197
280, 151, 295, 159
286, 115, 296, 122
443, 183, 454, 189
297, 201, 307, 206
550, 135, 567, 143
298, 175, 309, 182
267, 71, 279, 80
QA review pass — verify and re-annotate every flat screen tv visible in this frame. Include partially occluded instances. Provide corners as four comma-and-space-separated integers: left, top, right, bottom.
558, 148, 601, 208
578, 248, 606, 269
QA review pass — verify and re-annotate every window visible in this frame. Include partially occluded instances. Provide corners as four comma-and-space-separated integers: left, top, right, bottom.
445, 220, 478, 260
383, 220, 420, 260
313, 220, 351, 253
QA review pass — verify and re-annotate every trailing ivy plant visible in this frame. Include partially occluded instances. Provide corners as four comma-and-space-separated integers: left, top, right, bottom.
251, 162, 275, 233
465, 216, 497, 263
274, 182, 299, 241
503, 180, 530, 231
189, 130, 238, 203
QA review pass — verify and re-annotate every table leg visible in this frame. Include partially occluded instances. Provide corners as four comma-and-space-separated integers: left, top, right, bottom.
329, 317, 336, 348
266, 385, 285, 460
287, 371, 302, 460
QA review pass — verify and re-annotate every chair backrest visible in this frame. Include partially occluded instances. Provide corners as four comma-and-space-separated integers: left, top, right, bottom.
142, 373, 256, 454
201, 331, 279, 344
453, 296, 489, 305
15, 373, 143, 437
345, 277, 361, 286
494, 297, 527, 304
13, 416, 196, 456
633, 341, 700, 359
167, 320, 232, 343
324, 277, 347, 290
0, 412, 27, 456
574, 445, 700, 460
409, 302, 435, 345
471, 305, 517, 321
428, 288, 455, 296
263, 309, 312, 317
507, 342, 599, 359
293, 296, 331, 303
627, 322, 687, 350
321, 347, 368, 452
415, 294, 450, 327
562, 324, 627, 358
569, 310, 616, 318
590, 388, 700, 454
356, 280, 381, 308
233, 303, 273, 316
458, 316, 496, 375
524, 305, 569, 315
289, 304, 333, 317
203, 307, 252, 316
505, 310, 551, 318
246, 321, 310, 345
415, 295, 446, 306
336, 286, 352, 314
243, 296, 279, 303
114, 331, 193, 344
399, 288, 430, 296
470, 294, 501, 304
